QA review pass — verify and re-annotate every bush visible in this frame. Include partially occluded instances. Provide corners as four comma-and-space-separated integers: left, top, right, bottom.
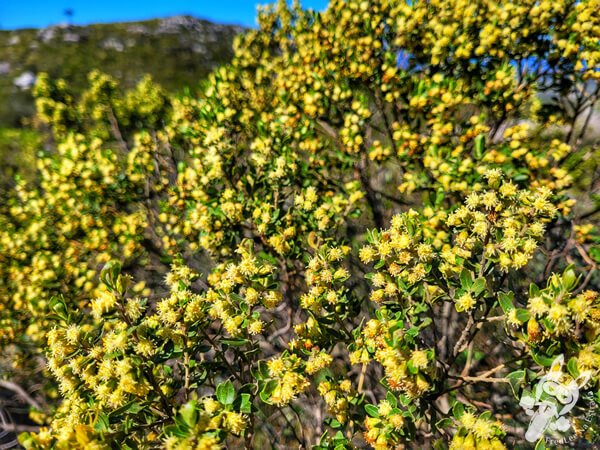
1, 0, 599, 448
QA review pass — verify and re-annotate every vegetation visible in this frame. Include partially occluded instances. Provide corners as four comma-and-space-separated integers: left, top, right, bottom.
0, 16, 241, 126
0, 128, 39, 192
0, 0, 599, 448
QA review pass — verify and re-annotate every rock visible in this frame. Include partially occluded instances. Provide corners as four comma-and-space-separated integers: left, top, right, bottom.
101, 38, 124, 52
192, 44, 206, 54
157, 16, 200, 33
14, 71, 36, 90
37, 27, 55, 43
63, 32, 80, 43
127, 25, 148, 34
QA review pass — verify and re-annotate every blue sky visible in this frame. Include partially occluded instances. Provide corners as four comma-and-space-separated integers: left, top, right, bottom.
0, 0, 329, 30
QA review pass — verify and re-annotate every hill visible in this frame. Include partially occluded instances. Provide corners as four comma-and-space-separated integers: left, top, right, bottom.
0, 16, 243, 126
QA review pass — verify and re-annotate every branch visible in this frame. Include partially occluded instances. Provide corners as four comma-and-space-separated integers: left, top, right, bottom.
577, 206, 600, 220
107, 106, 129, 154
0, 423, 40, 433
446, 364, 510, 392
452, 313, 475, 357
0, 380, 42, 411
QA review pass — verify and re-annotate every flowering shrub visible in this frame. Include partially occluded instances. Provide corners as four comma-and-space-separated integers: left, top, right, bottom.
1, 0, 599, 448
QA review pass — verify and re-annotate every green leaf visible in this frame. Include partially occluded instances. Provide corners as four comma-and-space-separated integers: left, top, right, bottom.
480, 411, 492, 420
108, 400, 143, 419
406, 218, 415, 236
221, 338, 250, 347
325, 417, 342, 429
562, 265, 578, 291
406, 327, 419, 339
498, 292, 514, 313
435, 417, 453, 430
253, 361, 270, 380
452, 402, 465, 419
216, 380, 236, 405
589, 246, 600, 263
100, 260, 122, 290
529, 283, 541, 298
567, 357, 579, 378
407, 360, 418, 375
515, 308, 530, 323
460, 269, 473, 289
163, 423, 187, 438
180, 401, 197, 427
333, 430, 349, 447
49, 296, 69, 321
259, 380, 278, 404
507, 370, 526, 397
365, 404, 379, 418
257, 251, 278, 265
435, 189, 445, 206
532, 351, 556, 368
374, 259, 386, 270
94, 412, 110, 432
239, 393, 252, 413
471, 278, 486, 296
432, 439, 447, 450
535, 438, 547, 450
398, 394, 411, 407
513, 173, 529, 182
473, 134, 485, 159
386, 391, 397, 408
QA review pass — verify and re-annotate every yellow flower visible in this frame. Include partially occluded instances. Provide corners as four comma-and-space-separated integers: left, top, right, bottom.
417, 243, 434, 261
456, 293, 476, 312
460, 412, 477, 429
225, 411, 246, 435
378, 400, 392, 416
499, 182, 517, 197
528, 296, 548, 317
389, 413, 405, 430
359, 246, 377, 263
472, 418, 495, 440
268, 358, 286, 377
410, 350, 429, 370
473, 220, 488, 237
465, 193, 481, 209
248, 320, 264, 335
482, 191, 499, 209
305, 351, 333, 374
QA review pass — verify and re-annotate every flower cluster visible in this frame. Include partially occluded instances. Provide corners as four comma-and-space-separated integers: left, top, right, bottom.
360, 210, 436, 303
265, 353, 311, 406
353, 316, 436, 399
446, 171, 558, 273
498, 267, 600, 384
450, 409, 506, 450
363, 395, 409, 450
1, 0, 599, 448
318, 378, 357, 425
302, 244, 352, 312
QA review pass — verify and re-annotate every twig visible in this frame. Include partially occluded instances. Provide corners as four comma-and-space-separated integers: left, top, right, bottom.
107, 106, 129, 154
573, 267, 596, 295
0, 423, 40, 432
460, 342, 474, 378
453, 313, 475, 357
357, 363, 367, 393
448, 364, 509, 389
0, 380, 42, 411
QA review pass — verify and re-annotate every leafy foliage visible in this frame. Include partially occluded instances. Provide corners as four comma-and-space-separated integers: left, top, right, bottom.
0, 16, 241, 126
0, 0, 599, 449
